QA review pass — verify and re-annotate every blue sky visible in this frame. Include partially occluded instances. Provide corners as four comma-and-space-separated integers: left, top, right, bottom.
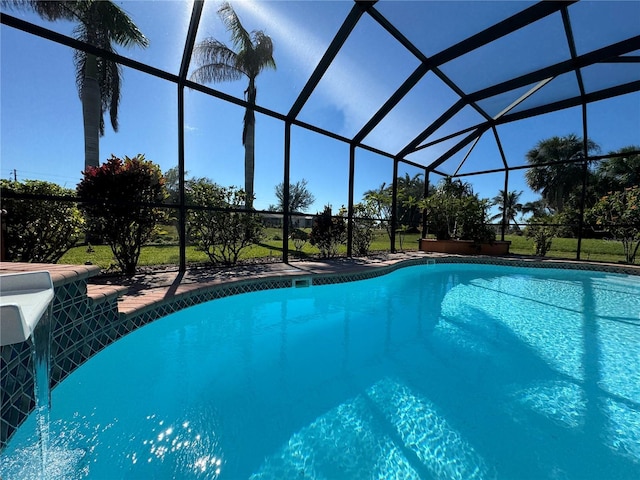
1, 0, 639, 215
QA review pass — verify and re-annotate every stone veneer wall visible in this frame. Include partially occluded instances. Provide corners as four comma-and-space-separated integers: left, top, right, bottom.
2, 256, 639, 450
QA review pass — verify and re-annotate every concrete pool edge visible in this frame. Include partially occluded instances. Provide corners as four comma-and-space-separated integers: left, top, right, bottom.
1, 253, 639, 449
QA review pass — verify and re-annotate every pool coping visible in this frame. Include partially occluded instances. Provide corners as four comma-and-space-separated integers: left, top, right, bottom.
94, 252, 640, 317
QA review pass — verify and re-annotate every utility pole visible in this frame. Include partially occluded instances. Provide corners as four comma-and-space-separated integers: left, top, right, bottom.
13, 169, 17, 181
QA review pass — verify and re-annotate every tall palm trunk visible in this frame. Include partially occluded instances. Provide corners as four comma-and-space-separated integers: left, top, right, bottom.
243, 79, 257, 209
83, 54, 101, 169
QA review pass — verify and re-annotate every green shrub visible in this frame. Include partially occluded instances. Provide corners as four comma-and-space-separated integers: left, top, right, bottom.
588, 186, 640, 263
310, 205, 346, 257
525, 214, 559, 256
289, 228, 309, 252
1, 179, 83, 262
421, 178, 496, 243
187, 180, 263, 265
341, 203, 376, 255
77, 154, 167, 275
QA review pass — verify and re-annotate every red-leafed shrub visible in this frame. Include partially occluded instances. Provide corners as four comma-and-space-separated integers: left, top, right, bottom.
77, 154, 166, 274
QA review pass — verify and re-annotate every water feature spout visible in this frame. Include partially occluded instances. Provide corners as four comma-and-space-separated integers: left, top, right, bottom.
1, 271, 54, 478
0, 271, 54, 346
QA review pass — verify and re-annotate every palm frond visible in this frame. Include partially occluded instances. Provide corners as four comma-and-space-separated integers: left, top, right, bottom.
252, 31, 276, 71
236, 31, 276, 78
217, 1, 252, 52
192, 39, 239, 68
191, 63, 243, 84
93, 0, 149, 48
191, 39, 244, 83
73, 45, 87, 101
2, 0, 77, 21
103, 55, 121, 133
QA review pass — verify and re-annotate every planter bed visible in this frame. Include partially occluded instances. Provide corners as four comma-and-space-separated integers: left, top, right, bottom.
419, 238, 511, 255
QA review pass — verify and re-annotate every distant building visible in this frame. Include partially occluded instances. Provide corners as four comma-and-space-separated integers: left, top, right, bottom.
261, 213, 314, 229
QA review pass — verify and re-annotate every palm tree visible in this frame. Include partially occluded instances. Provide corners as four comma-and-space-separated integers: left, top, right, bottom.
396, 173, 426, 231
436, 177, 474, 197
522, 199, 551, 217
191, 2, 276, 209
596, 145, 640, 191
9, 1, 149, 169
524, 134, 599, 213
490, 189, 523, 233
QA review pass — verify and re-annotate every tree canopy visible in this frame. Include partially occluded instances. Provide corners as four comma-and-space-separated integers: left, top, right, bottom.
273, 178, 315, 213
525, 134, 600, 214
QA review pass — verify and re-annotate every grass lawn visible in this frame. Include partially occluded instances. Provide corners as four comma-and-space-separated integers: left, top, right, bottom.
59, 228, 422, 270
58, 227, 633, 270
504, 234, 629, 263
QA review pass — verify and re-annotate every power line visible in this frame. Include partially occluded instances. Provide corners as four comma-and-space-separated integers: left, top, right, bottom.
5, 169, 82, 186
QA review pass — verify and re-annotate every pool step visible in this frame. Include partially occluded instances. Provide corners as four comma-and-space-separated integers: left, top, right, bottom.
86, 284, 128, 306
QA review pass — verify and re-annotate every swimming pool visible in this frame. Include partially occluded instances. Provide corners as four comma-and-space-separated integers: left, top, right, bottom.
1, 263, 639, 479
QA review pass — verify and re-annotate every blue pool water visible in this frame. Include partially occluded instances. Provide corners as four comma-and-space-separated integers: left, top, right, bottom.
2, 263, 640, 479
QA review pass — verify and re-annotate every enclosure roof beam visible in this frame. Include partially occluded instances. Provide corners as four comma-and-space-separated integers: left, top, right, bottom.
378, 1, 572, 160
492, 126, 509, 170
453, 135, 482, 177
428, 1, 576, 68
178, 0, 204, 83
604, 56, 640, 63
468, 35, 640, 103
1, 12, 179, 83
0, 10, 398, 165
374, 0, 496, 128
561, 6, 586, 101
400, 35, 640, 162
352, 63, 429, 145
425, 80, 640, 172
497, 80, 640, 125
424, 125, 491, 172
453, 149, 640, 179
493, 77, 554, 120
287, 2, 371, 121
352, 3, 434, 145
397, 157, 430, 172
412, 124, 484, 153
406, 36, 640, 161
362, 4, 491, 143
397, 100, 466, 158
